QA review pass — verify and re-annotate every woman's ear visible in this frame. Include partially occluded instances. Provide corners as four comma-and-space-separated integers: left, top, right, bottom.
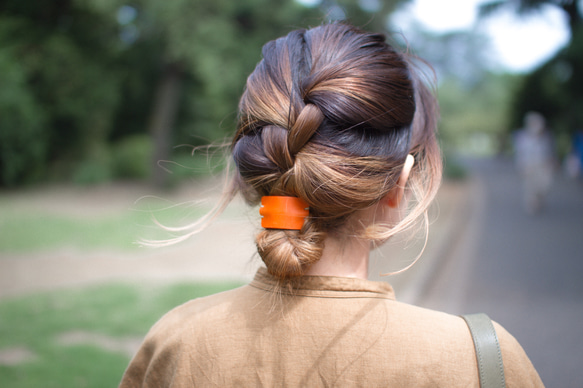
386, 154, 415, 208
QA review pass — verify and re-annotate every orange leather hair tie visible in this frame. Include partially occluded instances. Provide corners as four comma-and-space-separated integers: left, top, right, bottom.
260, 196, 309, 230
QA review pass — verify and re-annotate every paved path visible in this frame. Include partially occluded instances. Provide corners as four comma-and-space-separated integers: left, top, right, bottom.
421, 157, 583, 388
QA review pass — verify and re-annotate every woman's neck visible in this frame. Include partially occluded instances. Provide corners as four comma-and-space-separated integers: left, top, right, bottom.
304, 235, 370, 280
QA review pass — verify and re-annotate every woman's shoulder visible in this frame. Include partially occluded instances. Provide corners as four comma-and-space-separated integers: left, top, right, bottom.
387, 302, 544, 386
388, 300, 471, 336
119, 284, 254, 386
149, 284, 251, 334
490, 320, 545, 387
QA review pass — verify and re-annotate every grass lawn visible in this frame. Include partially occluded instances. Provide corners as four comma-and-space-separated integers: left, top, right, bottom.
0, 197, 209, 253
0, 174, 247, 386
0, 281, 242, 387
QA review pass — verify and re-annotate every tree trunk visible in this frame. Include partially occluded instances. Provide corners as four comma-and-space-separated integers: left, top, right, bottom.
562, 1, 581, 35
148, 62, 183, 188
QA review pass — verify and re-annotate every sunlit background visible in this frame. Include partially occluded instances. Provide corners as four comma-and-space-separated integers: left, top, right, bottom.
0, 1, 582, 387
392, 0, 570, 72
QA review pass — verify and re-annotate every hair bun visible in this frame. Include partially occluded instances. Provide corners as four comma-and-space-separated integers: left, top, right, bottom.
256, 222, 325, 279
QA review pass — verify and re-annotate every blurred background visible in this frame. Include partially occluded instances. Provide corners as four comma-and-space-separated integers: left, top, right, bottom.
0, 0, 582, 387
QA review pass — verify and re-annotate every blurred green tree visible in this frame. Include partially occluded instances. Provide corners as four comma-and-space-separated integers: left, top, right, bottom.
0, 0, 410, 187
438, 73, 521, 156
509, 28, 583, 155
394, 24, 521, 156
85, 0, 411, 187
0, 0, 122, 186
479, 0, 580, 35
479, 0, 582, 155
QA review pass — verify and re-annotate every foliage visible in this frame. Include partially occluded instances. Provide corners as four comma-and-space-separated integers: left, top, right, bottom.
111, 135, 153, 180
443, 157, 468, 180
479, 0, 581, 33
507, 26, 583, 157
0, 281, 242, 387
478, 0, 583, 156
389, 24, 520, 156
71, 146, 115, 185
0, 47, 47, 186
0, 0, 411, 187
398, 25, 494, 86
0, 1, 123, 186
438, 72, 521, 156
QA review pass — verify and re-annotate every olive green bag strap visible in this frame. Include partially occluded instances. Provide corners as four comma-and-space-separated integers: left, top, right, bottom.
461, 313, 506, 388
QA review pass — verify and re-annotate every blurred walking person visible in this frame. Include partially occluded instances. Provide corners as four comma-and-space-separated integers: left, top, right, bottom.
514, 111, 555, 214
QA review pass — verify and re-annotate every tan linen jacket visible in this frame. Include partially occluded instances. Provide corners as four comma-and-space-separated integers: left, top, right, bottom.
120, 268, 543, 387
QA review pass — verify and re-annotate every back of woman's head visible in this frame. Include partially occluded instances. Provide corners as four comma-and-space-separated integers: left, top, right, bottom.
232, 22, 441, 280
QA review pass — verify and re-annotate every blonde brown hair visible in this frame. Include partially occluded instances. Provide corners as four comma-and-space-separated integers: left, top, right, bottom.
230, 22, 442, 280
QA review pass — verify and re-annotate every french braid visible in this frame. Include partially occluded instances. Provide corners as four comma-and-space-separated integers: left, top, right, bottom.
232, 22, 441, 279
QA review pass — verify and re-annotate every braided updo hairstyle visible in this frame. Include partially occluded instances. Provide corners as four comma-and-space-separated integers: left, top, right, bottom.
232, 22, 441, 280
